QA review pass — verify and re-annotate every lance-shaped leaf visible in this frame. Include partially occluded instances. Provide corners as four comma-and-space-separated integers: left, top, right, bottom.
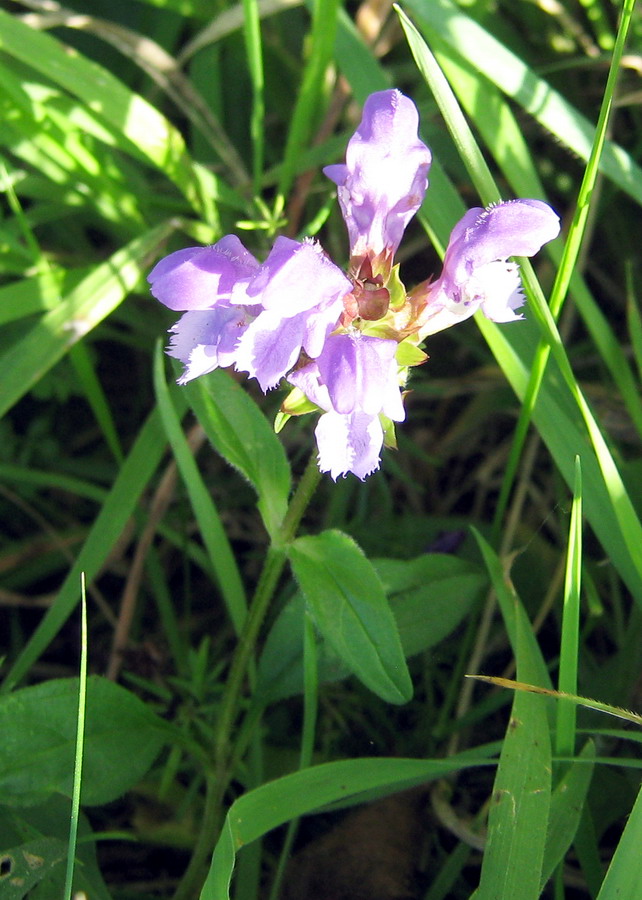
288, 530, 412, 704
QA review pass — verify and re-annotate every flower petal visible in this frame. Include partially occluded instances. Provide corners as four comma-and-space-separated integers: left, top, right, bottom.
167, 306, 250, 383
236, 295, 344, 392
315, 411, 384, 480
316, 333, 400, 417
148, 235, 259, 311
417, 199, 560, 336
246, 236, 351, 317
441, 200, 560, 288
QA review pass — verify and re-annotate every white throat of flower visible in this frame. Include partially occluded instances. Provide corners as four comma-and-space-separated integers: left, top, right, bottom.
460, 259, 523, 322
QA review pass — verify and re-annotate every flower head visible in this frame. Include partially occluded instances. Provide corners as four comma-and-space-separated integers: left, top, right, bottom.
149, 234, 351, 391
148, 90, 560, 480
324, 89, 431, 274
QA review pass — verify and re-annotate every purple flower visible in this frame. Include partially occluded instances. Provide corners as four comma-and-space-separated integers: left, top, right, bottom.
413, 200, 560, 337
148, 235, 262, 383
289, 333, 404, 479
149, 89, 560, 481
324, 89, 431, 270
235, 237, 352, 391
149, 234, 351, 389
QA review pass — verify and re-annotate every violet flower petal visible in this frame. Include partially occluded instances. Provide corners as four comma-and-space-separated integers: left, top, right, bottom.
441, 200, 560, 287
234, 238, 351, 391
246, 236, 352, 317
235, 295, 345, 393
287, 361, 331, 412
315, 411, 384, 480
323, 89, 431, 260
148, 235, 259, 311
167, 306, 251, 383
316, 333, 402, 418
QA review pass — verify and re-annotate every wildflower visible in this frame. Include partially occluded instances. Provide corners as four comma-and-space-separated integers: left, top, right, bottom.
149, 235, 352, 390
289, 332, 405, 479
409, 200, 560, 338
324, 89, 431, 278
148, 89, 559, 480
234, 237, 352, 392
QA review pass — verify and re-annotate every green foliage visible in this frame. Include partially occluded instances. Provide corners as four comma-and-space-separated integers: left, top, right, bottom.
1, 0, 641, 897
288, 529, 412, 704
0, 676, 168, 806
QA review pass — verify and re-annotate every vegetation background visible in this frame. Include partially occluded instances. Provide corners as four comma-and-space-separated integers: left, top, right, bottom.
1, 0, 642, 898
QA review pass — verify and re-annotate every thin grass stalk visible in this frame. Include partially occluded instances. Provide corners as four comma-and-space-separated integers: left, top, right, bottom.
62, 575, 87, 900
556, 457, 583, 760
241, 0, 265, 193
277, 0, 341, 200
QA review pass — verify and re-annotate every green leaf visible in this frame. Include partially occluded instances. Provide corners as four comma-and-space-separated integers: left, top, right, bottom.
0, 677, 168, 807
475, 603, 552, 900
184, 370, 291, 539
0, 838, 67, 899
0, 796, 112, 900
373, 554, 485, 658
154, 347, 247, 634
541, 741, 595, 890
288, 530, 412, 704
256, 554, 483, 703
202, 754, 494, 899
256, 592, 347, 704
596, 781, 642, 900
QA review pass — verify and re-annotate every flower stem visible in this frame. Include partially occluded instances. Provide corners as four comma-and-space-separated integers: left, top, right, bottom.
172, 452, 321, 900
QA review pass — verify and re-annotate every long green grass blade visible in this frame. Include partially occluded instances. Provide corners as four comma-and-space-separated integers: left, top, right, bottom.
0, 9, 206, 213
0, 222, 176, 419
395, 25, 642, 602
475, 615, 551, 900
202, 754, 495, 899
596, 782, 642, 900
541, 740, 595, 891
405, 0, 642, 208
241, 0, 265, 191
556, 457, 583, 757
153, 346, 247, 634
62, 577, 88, 900
277, 0, 341, 198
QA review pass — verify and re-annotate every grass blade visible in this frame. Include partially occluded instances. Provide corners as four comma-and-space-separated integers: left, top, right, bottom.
62, 576, 88, 900
596, 782, 642, 900
154, 345, 247, 634
556, 457, 583, 757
